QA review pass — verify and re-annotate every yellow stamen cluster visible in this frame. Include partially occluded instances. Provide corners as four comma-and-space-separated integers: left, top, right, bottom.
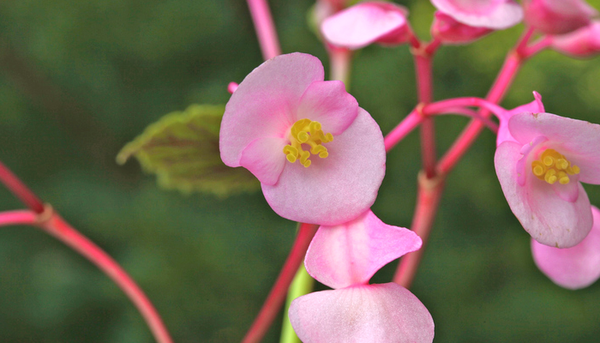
283, 119, 333, 167
531, 149, 580, 185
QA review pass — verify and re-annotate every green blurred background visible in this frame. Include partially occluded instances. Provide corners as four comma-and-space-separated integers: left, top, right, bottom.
1, 0, 600, 342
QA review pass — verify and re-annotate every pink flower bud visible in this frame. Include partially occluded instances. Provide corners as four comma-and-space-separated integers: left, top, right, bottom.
430, 0, 523, 29
431, 11, 493, 44
321, 2, 410, 50
550, 21, 600, 57
523, 0, 598, 35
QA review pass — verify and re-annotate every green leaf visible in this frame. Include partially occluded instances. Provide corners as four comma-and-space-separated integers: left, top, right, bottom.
117, 104, 259, 197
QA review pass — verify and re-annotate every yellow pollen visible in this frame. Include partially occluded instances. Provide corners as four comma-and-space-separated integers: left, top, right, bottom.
531, 149, 579, 185
283, 119, 333, 167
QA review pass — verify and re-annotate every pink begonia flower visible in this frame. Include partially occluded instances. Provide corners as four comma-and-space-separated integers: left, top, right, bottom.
496, 91, 545, 146
550, 21, 600, 58
431, 11, 493, 45
220, 53, 385, 226
523, 0, 598, 35
430, 0, 523, 29
495, 111, 600, 248
532, 206, 600, 289
321, 2, 411, 50
289, 210, 435, 343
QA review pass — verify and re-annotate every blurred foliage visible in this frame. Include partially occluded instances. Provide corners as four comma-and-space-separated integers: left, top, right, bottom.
0, 0, 599, 342
117, 104, 259, 197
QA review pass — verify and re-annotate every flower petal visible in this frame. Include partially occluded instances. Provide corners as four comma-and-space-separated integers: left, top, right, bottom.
220, 53, 324, 167
532, 206, 600, 289
289, 283, 435, 343
431, 0, 523, 29
262, 108, 385, 225
305, 210, 422, 289
496, 91, 545, 146
321, 2, 409, 50
495, 141, 593, 248
551, 21, 600, 58
239, 137, 287, 185
524, 0, 597, 35
508, 112, 600, 184
431, 11, 493, 45
296, 80, 358, 135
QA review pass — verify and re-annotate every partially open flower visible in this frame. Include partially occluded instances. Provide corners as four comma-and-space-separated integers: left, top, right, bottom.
430, 0, 523, 30
550, 21, 600, 58
532, 206, 600, 289
431, 11, 493, 44
289, 210, 434, 343
321, 2, 411, 50
495, 111, 600, 248
220, 53, 386, 225
523, 0, 598, 35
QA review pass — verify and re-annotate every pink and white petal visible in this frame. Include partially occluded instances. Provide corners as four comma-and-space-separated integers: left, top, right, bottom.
296, 80, 358, 135
321, 2, 409, 50
289, 283, 434, 343
220, 53, 324, 166
262, 108, 385, 226
305, 210, 422, 289
495, 141, 593, 248
508, 112, 600, 184
431, 0, 523, 29
532, 206, 600, 289
239, 137, 287, 186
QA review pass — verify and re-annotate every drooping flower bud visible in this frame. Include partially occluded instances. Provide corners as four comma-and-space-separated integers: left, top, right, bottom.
550, 21, 600, 58
431, 11, 493, 44
430, 0, 523, 30
523, 0, 598, 35
321, 2, 411, 50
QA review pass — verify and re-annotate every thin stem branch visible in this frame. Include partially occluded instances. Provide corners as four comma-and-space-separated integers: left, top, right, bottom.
0, 207, 174, 343
328, 47, 352, 85
242, 223, 318, 343
0, 210, 37, 227
413, 53, 437, 178
384, 108, 423, 152
247, 0, 282, 60
39, 208, 174, 343
393, 172, 445, 288
0, 161, 45, 214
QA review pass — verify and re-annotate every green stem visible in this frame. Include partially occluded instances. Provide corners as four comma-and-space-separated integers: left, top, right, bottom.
279, 264, 314, 343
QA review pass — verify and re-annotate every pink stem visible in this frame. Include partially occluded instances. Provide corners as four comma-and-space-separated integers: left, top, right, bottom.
242, 223, 318, 343
393, 172, 445, 288
38, 209, 174, 343
247, 0, 281, 60
384, 109, 423, 152
0, 210, 37, 226
413, 53, 437, 178
0, 161, 45, 214
522, 36, 551, 59
328, 47, 352, 84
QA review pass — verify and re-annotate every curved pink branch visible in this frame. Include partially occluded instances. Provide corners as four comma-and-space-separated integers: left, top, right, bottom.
37, 209, 174, 343
384, 109, 423, 152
